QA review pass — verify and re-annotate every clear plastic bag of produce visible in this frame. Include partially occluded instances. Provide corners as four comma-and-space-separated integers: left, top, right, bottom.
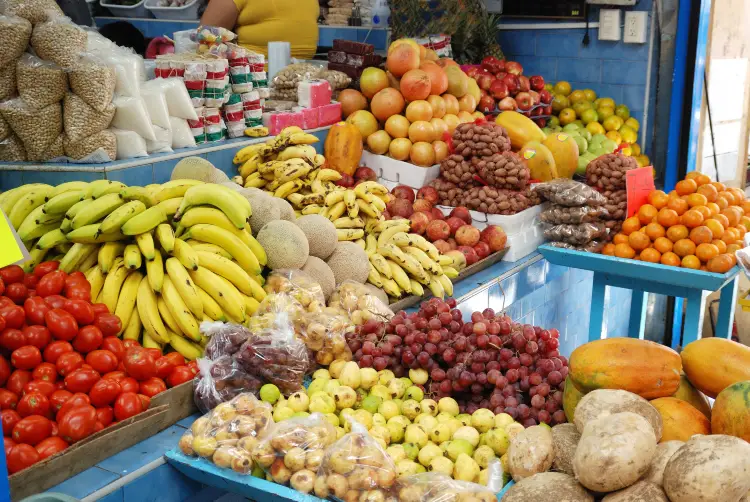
193, 355, 263, 413
533, 178, 607, 207
327, 281, 394, 326
539, 204, 610, 225
314, 419, 398, 499
191, 25, 236, 44
549, 240, 607, 254
0, 97, 61, 161
264, 269, 326, 309
735, 245, 750, 278
250, 412, 337, 489
0, 15, 31, 67
30, 14, 87, 69
177, 392, 273, 475
16, 53, 67, 110
296, 311, 354, 366
201, 320, 251, 360
0, 0, 62, 25
68, 53, 116, 112
272, 63, 321, 90
394, 471, 501, 502
544, 222, 608, 246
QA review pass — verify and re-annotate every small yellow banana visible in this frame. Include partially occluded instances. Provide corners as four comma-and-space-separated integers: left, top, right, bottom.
368, 264, 383, 288
145, 249, 164, 294
344, 190, 358, 218
337, 228, 364, 241
122, 308, 142, 341
377, 223, 411, 249
317, 169, 342, 182
123, 244, 142, 270
327, 201, 346, 221
98, 242, 126, 273
171, 238, 200, 271
410, 280, 425, 297
155, 223, 175, 253
135, 232, 156, 261
387, 260, 412, 293
381, 278, 402, 298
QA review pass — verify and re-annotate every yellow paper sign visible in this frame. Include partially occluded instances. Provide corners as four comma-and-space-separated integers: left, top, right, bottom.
0, 210, 28, 268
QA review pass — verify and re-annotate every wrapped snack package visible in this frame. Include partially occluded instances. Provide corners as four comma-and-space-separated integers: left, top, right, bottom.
193, 355, 263, 413
327, 281, 394, 326
549, 240, 607, 253
544, 222, 608, 246
177, 392, 273, 475
394, 472, 501, 502
533, 178, 607, 207
0, 15, 31, 67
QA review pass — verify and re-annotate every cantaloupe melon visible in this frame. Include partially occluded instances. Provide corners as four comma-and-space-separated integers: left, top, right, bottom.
543, 133, 579, 179
520, 141, 558, 181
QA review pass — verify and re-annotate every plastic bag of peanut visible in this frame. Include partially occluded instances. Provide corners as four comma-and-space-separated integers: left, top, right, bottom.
0, 16, 31, 66
68, 54, 116, 112
0, 98, 62, 161
16, 53, 67, 109
0, 133, 26, 161
63, 93, 115, 143
1, 0, 62, 25
30, 15, 87, 69
534, 178, 607, 207
0, 63, 16, 101
63, 129, 116, 163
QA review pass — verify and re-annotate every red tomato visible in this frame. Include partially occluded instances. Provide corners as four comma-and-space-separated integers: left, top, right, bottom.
0, 277, 4, 296
36, 271, 66, 297
55, 352, 83, 377
23, 381, 55, 398
88, 379, 121, 407
35, 436, 67, 460
118, 377, 139, 394
4, 437, 15, 457
43, 340, 73, 364
95, 407, 113, 427
58, 405, 96, 443
144, 348, 162, 361
0, 314, 5, 333
5, 283, 29, 305
0, 389, 18, 410
49, 390, 72, 414
45, 309, 78, 341
114, 392, 142, 421
55, 393, 90, 422
11, 346, 42, 370
122, 340, 141, 349
186, 360, 199, 375
63, 277, 88, 297
17, 393, 50, 418
62, 300, 95, 326
85, 350, 118, 374
91, 304, 109, 317
50, 421, 58, 437
12, 415, 52, 445
0, 306, 26, 330
72, 325, 103, 354
33, 262, 59, 278
7, 371, 31, 396
155, 357, 177, 380
0, 354, 9, 386
123, 348, 156, 381
0, 328, 26, 351
23, 325, 51, 350
64, 368, 100, 394
0, 297, 13, 309
100, 337, 124, 361
167, 366, 194, 388
23, 274, 39, 291
7, 443, 40, 473
43, 295, 67, 310
23, 297, 50, 327
139, 377, 166, 398
163, 352, 186, 367
65, 287, 91, 302
138, 394, 151, 410
93, 314, 121, 338
2, 409, 21, 435
66, 272, 87, 284
0, 265, 24, 285
102, 371, 126, 381
31, 362, 57, 383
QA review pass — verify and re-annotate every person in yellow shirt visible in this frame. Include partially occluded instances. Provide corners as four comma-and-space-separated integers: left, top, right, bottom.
200, 0, 320, 59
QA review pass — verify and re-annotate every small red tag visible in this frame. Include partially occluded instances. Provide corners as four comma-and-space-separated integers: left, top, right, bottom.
626, 166, 655, 217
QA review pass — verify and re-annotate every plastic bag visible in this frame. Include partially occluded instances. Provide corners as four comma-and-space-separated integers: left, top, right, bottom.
394, 472, 500, 502
327, 281, 395, 326
106, 49, 144, 98
0, 62, 16, 101
68, 54, 116, 112
110, 128, 148, 160
0, 98, 61, 161
63, 129, 116, 163
145, 125, 173, 154
315, 419, 398, 499
177, 392, 273, 474
0, 16, 31, 67
111, 96, 157, 141
0, 133, 26, 161
272, 63, 321, 90
152, 78, 199, 120
30, 15, 87, 69
318, 69, 351, 90
16, 53, 67, 109
296, 311, 353, 366
170, 116, 197, 149
549, 240, 606, 253
263, 269, 326, 312
63, 93, 115, 143
533, 178, 606, 207
736, 246, 750, 278
544, 222, 608, 246
193, 355, 263, 413
140, 85, 171, 129
192, 25, 236, 44
201, 320, 250, 360
1, 0, 62, 25
539, 204, 609, 225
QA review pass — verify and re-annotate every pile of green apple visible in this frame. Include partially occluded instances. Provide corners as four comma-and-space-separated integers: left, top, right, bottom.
258, 359, 525, 487
542, 122, 618, 176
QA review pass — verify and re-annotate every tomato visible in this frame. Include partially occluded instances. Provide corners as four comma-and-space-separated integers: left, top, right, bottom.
122, 340, 140, 349
0, 314, 5, 333
23, 325, 51, 350
55, 352, 83, 377
11, 346, 42, 370
50, 421, 58, 437
0, 354, 9, 386
95, 406, 114, 427
0, 265, 24, 285
64, 368, 100, 394
102, 371, 126, 381
65, 287, 91, 302
23, 381, 55, 398
91, 304, 109, 317
33, 262, 59, 279
7, 370, 31, 396
36, 271, 65, 298
43, 295, 66, 310
0, 297, 13, 310
88, 378, 121, 407
139, 377, 166, 398
118, 377, 139, 394
58, 405, 96, 443
144, 348, 162, 361
5, 283, 29, 305
4, 437, 15, 457
0, 328, 26, 352
113, 392, 142, 421
31, 362, 56, 383
123, 348, 156, 381
0, 306, 26, 330
35, 436, 67, 460
0, 277, 4, 296
0, 389, 18, 410
17, 393, 50, 418
63, 300, 95, 326
166, 366, 194, 388
23, 297, 50, 327
2, 409, 20, 435
138, 394, 151, 410
12, 415, 51, 445
45, 309, 78, 341
163, 352, 186, 366
55, 393, 90, 422
66, 272, 87, 285
63, 277, 88, 297
186, 360, 199, 375
93, 314, 121, 338
100, 338, 124, 362
85, 350, 118, 374
49, 390, 72, 414
155, 357, 177, 380
23, 274, 39, 291
7, 443, 40, 473
43, 340, 73, 364
72, 325, 103, 354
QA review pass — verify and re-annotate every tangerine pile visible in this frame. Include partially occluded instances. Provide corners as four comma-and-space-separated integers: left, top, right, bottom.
601, 173, 747, 274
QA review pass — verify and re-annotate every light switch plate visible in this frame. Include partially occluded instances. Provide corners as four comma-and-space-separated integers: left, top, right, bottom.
624, 11, 648, 43
598, 9, 621, 41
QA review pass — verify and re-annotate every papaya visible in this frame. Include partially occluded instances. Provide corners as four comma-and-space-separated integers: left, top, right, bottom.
671, 374, 711, 419
711, 381, 750, 441
494, 111, 546, 150
562, 375, 585, 423
324, 122, 363, 176
681, 337, 750, 398
520, 141, 558, 181
543, 132, 579, 179
569, 338, 682, 399
650, 397, 711, 442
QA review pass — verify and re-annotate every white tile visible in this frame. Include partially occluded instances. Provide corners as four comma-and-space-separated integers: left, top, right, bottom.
707, 58, 749, 122
702, 120, 744, 156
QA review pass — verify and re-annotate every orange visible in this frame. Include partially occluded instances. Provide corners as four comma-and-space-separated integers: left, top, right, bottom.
614, 243, 636, 259
688, 226, 713, 245
685, 172, 701, 181
667, 197, 689, 215
680, 209, 704, 228
741, 215, 750, 230
721, 207, 741, 227
657, 208, 680, 227
719, 191, 737, 205
712, 239, 727, 254
675, 179, 698, 196
644, 222, 666, 240
686, 193, 708, 208
706, 202, 720, 216
716, 196, 729, 210
660, 251, 681, 267
602, 243, 616, 256
653, 237, 673, 254
621, 216, 642, 236
711, 214, 730, 229
673, 238, 696, 258
666, 224, 689, 242
697, 184, 718, 202
704, 219, 724, 239
694, 173, 711, 186
613, 233, 629, 245
727, 244, 742, 255
741, 201, 750, 214
711, 181, 727, 192
707, 254, 734, 274
681, 255, 701, 269
729, 188, 745, 203
736, 225, 747, 239
648, 190, 669, 209
668, 190, 679, 199
722, 227, 740, 244
694, 205, 712, 220
628, 231, 651, 251
695, 243, 719, 263
637, 204, 658, 225
640, 248, 661, 263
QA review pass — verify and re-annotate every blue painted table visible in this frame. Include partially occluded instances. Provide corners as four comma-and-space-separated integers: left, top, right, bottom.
538, 244, 740, 346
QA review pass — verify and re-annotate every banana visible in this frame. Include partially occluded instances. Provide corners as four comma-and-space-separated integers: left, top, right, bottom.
427, 275, 446, 299
381, 278, 402, 298
324, 190, 346, 207
337, 228, 364, 241
122, 308, 142, 341
437, 255, 454, 267
368, 264, 383, 288
391, 232, 441, 261
437, 274, 453, 297
243, 177, 266, 189
22, 247, 49, 273
377, 223, 411, 249
171, 238, 199, 271
136, 276, 170, 344
66, 225, 126, 244
114, 271, 142, 333
310, 178, 332, 195
289, 132, 319, 145
401, 254, 430, 284
233, 143, 267, 164
168, 332, 203, 360
189, 266, 246, 323
317, 168, 342, 182
123, 244, 142, 270
120, 186, 155, 207
186, 241, 232, 259
195, 251, 266, 301
9, 187, 52, 229
19, 221, 59, 242
135, 232, 156, 261
387, 260, 412, 293
98, 242, 126, 273
84, 180, 117, 199
181, 224, 260, 276
60, 243, 97, 273
156, 197, 182, 218
59, 218, 72, 234
274, 180, 303, 199
243, 126, 269, 138
157, 297, 183, 336
404, 246, 443, 275
277, 145, 316, 161
155, 223, 175, 253
369, 253, 392, 279
365, 234, 378, 256
85, 265, 106, 302
152, 179, 203, 204
175, 184, 251, 230
165, 257, 203, 318
121, 205, 167, 235
0, 184, 50, 216
276, 158, 314, 184
99, 200, 147, 234
410, 279, 425, 297
64, 199, 93, 221
301, 204, 323, 215
46, 182, 89, 200
327, 201, 346, 221
378, 243, 408, 264
443, 266, 459, 279
375, 218, 410, 233
239, 153, 262, 178
197, 287, 225, 322
242, 295, 259, 316
101, 258, 129, 312
356, 199, 379, 218
145, 249, 164, 293
43, 190, 84, 215
356, 181, 388, 195
175, 207, 249, 241
70, 193, 124, 230
343, 190, 358, 218
142, 332, 163, 349
162, 277, 201, 341
78, 247, 100, 272
354, 238, 366, 249
92, 181, 126, 199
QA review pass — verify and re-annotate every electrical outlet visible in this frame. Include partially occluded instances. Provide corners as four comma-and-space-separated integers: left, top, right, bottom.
624, 11, 648, 43
598, 9, 621, 41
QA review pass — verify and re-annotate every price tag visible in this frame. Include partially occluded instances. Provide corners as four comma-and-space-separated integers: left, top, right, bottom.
626, 166, 655, 218
0, 210, 29, 268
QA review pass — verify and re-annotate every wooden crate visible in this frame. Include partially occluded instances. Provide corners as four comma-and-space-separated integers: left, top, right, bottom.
10, 381, 196, 501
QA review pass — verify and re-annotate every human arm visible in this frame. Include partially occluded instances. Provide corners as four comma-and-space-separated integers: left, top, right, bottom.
200, 0, 240, 30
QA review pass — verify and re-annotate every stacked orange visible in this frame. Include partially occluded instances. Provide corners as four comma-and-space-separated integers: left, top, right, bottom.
602, 172, 748, 274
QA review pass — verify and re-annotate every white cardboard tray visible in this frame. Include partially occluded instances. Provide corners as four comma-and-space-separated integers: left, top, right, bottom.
361, 151, 440, 189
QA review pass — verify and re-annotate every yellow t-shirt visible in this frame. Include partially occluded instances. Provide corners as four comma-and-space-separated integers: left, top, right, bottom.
232, 0, 320, 59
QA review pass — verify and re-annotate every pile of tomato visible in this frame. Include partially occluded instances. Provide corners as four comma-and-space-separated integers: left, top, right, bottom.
0, 262, 198, 474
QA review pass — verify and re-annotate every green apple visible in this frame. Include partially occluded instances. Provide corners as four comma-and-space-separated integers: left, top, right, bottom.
590, 133, 607, 146
572, 135, 588, 155
562, 123, 581, 133
576, 157, 589, 176
580, 129, 592, 142
548, 115, 560, 128
601, 139, 618, 153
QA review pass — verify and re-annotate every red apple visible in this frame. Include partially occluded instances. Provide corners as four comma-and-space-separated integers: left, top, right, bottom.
391, 184, 415, 202
534, 118, 547, 128
539, 89, 552, 105
473, 241, 491, 260
354, 166, 377, 181
518, 75, 530, 93
497, 97, 517, 111
495, 71, 507, 81
426, 220, 451, 242
433, 239, 452, 254
480, 225, 507, 252
455, 225, 481, 247
417, 186, 440, 204
449, 206, 472, 224
335, 173, 355, 187
476, 74, 494, 92
409, 211, 431, 235
515, 92, 532, 111
543, 105, 552, 115
412, 199, 433, 213
531, 107, 544, 117
382, 210, 391, 220
529, 90, 540, 105
497, 59, 506, 72
445, 217, 465, 236
466, 67, 480, 78
430, 207, 445, 220
387, 198, 414, 218
505, 61, 523, 76
481, 56, 502, 73
529, 75, 545, 91
447, 238, 458, 250
457, 246, 479, 266
478, 95, 496, 113
489, 80, 509, 101
501, 74, 519, 94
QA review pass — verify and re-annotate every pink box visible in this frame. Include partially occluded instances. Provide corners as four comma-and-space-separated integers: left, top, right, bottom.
297, 80, 332, 109
266, 112, 294, 135
288, 111, 305, 129
318, 102, 342, 126
300, 107, 319, 129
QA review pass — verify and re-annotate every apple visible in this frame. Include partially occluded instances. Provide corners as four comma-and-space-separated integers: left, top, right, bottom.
455, 225, 481, 247
534, 118, 547, 128
433, 239, 452, 254
518, 75, 530, 93
497, 59, 506, 72
382, 210, 391, 220
497, 97, 517, 111
495, 71, 507, 81
409, 211, 431, 235
505, 61, 523, 76
515, 92, 532, 111
480, 225, 507, 252
531, 107, 544, 117
466, 67, 480, 78
476, 74, 494, 92
412, 199, 433, 213
426, 220, 451, 242
529, 90, 540, 105
354, 166, 377, 182
430, 207, 445, 220
449, 206, 472, 224
478, 94, 495, 113
447, 238, 458, 250
539, 89, 552, 105
445, 217, 465, 236
335, 173, 355, 187
501, 74, 519, 94
391, 184, 415, 202
417, 186, 439, 204
457, 246, 479, 266
387, 198, 414, 218
481, 56, 502, 73
489, 80, 508, 101
473, 241, 491, 259
529, 75, 545, 91
543, 105, 552, 115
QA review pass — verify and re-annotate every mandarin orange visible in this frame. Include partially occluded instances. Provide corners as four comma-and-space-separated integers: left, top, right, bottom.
673, 238, 696, 257
653, 237, 673, 253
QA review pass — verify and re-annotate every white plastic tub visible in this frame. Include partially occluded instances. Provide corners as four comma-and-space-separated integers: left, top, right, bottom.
361, 151, 440, 189
437, 203, 547, 235
100, 0, 151, 18
144, 0, 200, 20
503, 225, 546, 262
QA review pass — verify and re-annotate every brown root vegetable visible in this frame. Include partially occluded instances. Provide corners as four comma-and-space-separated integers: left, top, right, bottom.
503, 472, 593, 502
574, 389, 663, 441
602, 481, 669, 502
551, 423, 580, 476
507, 425, 554, 481
642, 440, 683, 487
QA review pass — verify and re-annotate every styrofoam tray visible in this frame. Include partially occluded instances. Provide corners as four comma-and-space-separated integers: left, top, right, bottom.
361, 151, 440, 189
100, 0, 150, 17
438, 203, 546, 234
